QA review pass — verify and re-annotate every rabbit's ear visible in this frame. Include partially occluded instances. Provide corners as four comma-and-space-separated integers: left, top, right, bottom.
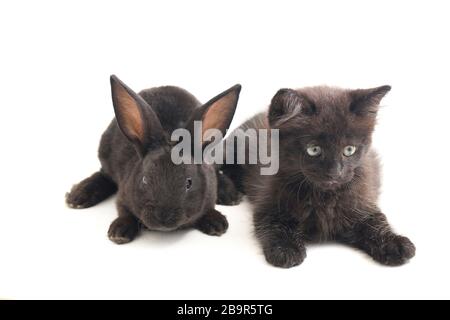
110, 75, 166, 155
186, 84, 241, 148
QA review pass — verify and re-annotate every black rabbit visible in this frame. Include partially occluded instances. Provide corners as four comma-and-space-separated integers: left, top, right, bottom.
66, 75, 241, 244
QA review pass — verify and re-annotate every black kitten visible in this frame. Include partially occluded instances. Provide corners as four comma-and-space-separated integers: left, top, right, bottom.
221, 85, 416, 268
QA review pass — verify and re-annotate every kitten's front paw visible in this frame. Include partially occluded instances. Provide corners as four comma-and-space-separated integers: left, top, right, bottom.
373, 235, 416, 266
263, 243, 307, 268
196, 210, 229, 236
108, 217, 139, 244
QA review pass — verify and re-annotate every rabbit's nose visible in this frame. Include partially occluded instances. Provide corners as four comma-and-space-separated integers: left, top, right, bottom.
154, 209, 182, 228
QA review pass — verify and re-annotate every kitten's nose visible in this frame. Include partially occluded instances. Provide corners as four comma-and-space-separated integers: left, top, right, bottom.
327, 163, 343, 180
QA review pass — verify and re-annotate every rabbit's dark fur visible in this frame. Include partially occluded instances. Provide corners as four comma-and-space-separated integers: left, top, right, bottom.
220, 86, 415, 268
66, 76, 241, 244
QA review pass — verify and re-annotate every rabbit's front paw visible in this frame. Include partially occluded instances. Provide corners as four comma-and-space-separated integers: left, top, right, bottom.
371, 235, 416, 266
66, 172, 117, 209
216, 171, 243, 206
263, 243, 306, 268
217, 188, 243, 206
66, 185, 96, 209
196, 209, 229, 236
108, 217, 139, 244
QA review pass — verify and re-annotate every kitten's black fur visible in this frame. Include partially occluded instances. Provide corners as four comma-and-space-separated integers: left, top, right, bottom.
66, 76, 241, 244
221, 86, 415, 268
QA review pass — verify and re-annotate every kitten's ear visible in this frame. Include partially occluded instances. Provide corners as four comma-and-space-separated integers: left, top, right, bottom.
349, 85, 391, 116
268, 89, 315, 126
110, 75, 166, 156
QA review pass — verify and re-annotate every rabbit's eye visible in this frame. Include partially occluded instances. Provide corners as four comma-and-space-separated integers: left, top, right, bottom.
185, 177, 192, 191
142, 176, 148, 185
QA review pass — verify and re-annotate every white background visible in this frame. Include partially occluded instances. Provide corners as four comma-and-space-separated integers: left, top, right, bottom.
1, 0, 449, 299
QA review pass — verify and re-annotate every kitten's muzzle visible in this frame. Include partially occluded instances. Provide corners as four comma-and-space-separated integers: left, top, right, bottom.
326, 162, 344, 179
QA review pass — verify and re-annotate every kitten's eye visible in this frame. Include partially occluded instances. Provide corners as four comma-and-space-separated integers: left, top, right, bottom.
142, 176, 148, 185
343, 145, 357, 157
306, 145, 322, 157
185, 177, 192, 191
